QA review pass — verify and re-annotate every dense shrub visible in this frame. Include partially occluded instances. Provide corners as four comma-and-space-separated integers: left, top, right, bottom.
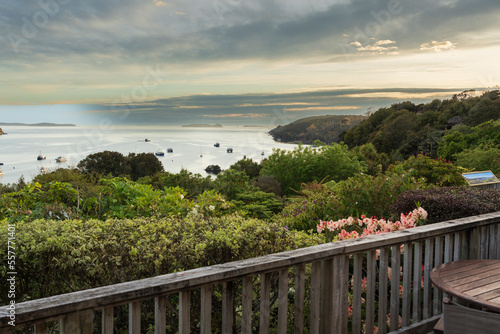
390, 187, 500, 224
260, 143, 364, 194
332, 171, 426, 220
0, 216, 321, 302
388, 154, 468, 187
137, 169, 215, 198
275, 182, 341, 231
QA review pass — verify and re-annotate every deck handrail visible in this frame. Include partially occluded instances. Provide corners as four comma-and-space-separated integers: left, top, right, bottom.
2, 211, 500, 333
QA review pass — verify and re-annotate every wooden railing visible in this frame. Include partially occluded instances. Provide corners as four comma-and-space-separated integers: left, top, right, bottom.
2, 212, 500, 334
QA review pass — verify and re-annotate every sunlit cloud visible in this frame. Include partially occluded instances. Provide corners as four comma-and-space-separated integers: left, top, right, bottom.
153, 0, 167, 7
351, 40, 398, 54
420, 40, 456, 52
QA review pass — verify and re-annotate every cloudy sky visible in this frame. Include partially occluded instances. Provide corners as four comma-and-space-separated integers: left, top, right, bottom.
0, 0, 499, 125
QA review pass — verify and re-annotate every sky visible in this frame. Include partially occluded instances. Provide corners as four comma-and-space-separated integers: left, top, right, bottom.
0, 0, 499, 126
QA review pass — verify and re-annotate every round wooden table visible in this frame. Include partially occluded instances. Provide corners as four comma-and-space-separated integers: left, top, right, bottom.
430, 259, 500, 312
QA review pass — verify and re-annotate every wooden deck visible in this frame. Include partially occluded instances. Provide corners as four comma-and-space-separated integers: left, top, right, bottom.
1, 212, 500, 333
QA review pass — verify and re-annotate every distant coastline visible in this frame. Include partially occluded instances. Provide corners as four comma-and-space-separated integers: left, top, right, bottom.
0, 122, 76, 127
181, 124, 223, 128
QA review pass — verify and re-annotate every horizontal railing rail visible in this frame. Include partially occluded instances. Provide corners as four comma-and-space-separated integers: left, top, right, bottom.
2, 211, 500, 333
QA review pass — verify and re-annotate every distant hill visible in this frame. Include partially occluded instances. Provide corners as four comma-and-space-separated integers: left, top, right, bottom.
182, 124, 223, 128
0, 122, 76, 127
268, 115, 367, 144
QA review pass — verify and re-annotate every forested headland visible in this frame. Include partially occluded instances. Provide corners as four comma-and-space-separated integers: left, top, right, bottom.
1, 90, 500, 324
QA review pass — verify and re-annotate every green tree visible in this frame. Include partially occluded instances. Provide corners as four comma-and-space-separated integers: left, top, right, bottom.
229, 158, 262, 179
260, 143, 364, 194
213, 169, 255, 201
78, 151, 130, 177
455, 145, 500, 175
127, 152, 164, 181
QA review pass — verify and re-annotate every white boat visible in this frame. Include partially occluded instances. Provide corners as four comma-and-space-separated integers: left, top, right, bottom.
55, 156, 67, 162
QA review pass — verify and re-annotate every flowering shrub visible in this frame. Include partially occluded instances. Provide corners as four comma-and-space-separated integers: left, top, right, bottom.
391, 187, 500, 224
317, 207, 428, 242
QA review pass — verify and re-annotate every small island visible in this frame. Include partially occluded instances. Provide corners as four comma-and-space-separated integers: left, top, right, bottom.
0, 122, 76, 127
182, 124, 223, 128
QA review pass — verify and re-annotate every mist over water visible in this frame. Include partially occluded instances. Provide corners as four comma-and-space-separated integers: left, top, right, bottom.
0, 125, 297, 185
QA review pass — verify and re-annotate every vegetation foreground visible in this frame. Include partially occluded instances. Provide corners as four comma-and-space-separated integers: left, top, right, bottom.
1, 91, 500, 313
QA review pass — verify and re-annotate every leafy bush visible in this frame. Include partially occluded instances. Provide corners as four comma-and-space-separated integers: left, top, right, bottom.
332, 171, 426, 220
388, 154, 468, 187
0, 216, 321, 303
98, 177, 192, 219
276, 182, 341, 231
137, 169, 215, 198
454, 145, 500, 176
260, 143, 364, 195
390, 187, 500, 224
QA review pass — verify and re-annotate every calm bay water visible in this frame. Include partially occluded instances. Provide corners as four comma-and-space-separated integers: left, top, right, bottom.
0, 125, 296, 185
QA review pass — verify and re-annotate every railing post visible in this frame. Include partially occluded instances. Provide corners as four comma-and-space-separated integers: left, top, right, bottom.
222, 281, 234, 333
242, 276, 253, 334
320, 255, 348, 334
61, 309, 93, 334
200, 286, 212, 334
278, 269, 289, 334
155, 296, 166, 334
260, 272, 271, 334
129, 301, 141, 334
179, 291, 190, 334
294, 264, 306, 334
102, 306, 114, 334
310, 261, 321, 334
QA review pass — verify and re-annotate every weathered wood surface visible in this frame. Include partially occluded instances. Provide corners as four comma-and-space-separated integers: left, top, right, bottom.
0, 212, 499, 331
430, 259, 500, 312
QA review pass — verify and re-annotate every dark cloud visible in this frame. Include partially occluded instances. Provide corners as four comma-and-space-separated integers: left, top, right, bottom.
1, 0, 499, 65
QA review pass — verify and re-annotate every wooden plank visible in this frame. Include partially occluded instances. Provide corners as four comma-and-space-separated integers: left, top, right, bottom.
278, 269, 288, 334
34, 322, 47, 334
412, 242, 422, 323
489, 225, 497, 260
129, 301, 140, 334
260, 272, 271, 334
366, 251, 376, 334
423, 238, 433, 319
200, 286, 212, 334
433, 236, 443, 315
222, 282, 234, 334
102, 306, 113, 334
402, 243, 412, 327
179, 291, 190, 334
332, 255, 348, 334
390, 245, 401, 331
154, 297, 166, 334
309, 261, 321, 334
3, 213, 500, 329
454, 232, 462, 261
480, 226, 488, 259
352, 254, 363, 334
242, 276, 253, 334
61, 310, 93, 334
378, 248, 389, 334
320, 259, 334, 333
294, 264, 305, 334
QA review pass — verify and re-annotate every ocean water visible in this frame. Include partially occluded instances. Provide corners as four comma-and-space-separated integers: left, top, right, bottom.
0, 125, 297, 185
